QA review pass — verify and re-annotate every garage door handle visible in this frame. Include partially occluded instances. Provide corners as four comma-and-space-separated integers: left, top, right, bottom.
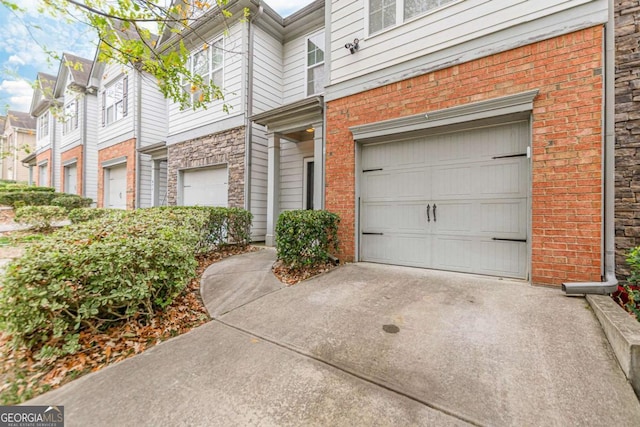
433, 204, 437, 222
426, 204, 430, 222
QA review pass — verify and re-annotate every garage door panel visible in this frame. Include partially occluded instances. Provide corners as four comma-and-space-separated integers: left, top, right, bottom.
479, 200, 527, 236
182, 167, 228, 207
478, 240, 527, 277
362, 203, 427, 232
363, 169, 430, 200
360, 120, 529, 279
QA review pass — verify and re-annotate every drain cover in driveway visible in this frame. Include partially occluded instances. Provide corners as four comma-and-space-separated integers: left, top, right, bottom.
382, 324, 400, 334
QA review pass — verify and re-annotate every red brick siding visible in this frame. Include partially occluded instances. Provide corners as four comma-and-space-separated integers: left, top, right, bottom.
97, 138, 136, 209
35, 149, 52, 187
60, 145, 83, 195
325, 27, 604, 286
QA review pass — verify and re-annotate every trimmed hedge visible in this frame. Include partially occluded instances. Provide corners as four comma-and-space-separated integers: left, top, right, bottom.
0, 206, 253, 359
14, 206, 67, 231
51, 195, 93, 211
0, 191, 57, 208
68, 207, 124, 224
275, 210, 340, 269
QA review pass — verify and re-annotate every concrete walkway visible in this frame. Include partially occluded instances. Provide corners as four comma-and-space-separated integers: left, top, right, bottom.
28, 248, 640, 426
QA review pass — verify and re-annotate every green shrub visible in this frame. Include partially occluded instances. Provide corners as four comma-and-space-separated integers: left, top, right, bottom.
68, 207, 123, 224
0, 210, 202, 359
0, 191, 57, 208
3, 185, 55, 192
51, 195, 93, 211
275, 210, 340, 269
623, 248, 640, 322
14, 206, 67, 231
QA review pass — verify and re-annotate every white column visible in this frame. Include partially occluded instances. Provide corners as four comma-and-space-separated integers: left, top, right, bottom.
265, 133, 280, 246
313, 121, 324, 210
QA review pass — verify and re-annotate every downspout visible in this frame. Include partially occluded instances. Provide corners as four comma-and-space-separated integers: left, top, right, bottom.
563, 1, 618, 295
135, 71, 142, 209
244, 4, 264, 213
82, 93, 88, 196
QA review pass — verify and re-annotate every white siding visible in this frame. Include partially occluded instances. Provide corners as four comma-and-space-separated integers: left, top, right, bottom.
98, 63, 135, 148
279, 139, 314, 212
167, 22, 245, 139
282, 35, 307, 104
250, 123, 268, 240
329, 0, 607, 86
35, 111, 52, 151
61, 82, 82, 149
53, 114, 62, 191
158, 160, 168, 206
139, 153, 153, 208
252, 27, 283, 114
139, 73, 167, 147
84, 94, 99, 203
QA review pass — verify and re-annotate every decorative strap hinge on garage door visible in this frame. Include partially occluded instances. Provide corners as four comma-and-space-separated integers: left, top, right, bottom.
491, 153, 527, 159
363, 168, 383, 173
492, 238, 527, 242
362, 232, 384, 235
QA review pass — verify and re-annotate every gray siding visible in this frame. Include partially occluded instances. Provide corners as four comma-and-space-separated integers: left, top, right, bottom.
167, 22, 245, 139
282, 34, 307, 104
53, 115, 61, 191
250, 122, 268, 240
139, 153, 153, 208
252, 26, 283, 114
84, 94, 99, 203
328, 0, 608, 100
158, 160, 168, 206
279, 139, 314, 212
139, 73, 167, 147
97, 63, 135, 149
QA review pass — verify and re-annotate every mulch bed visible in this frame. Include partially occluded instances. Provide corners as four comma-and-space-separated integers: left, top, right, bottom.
0, 245, 257, 405
272, 260, 337, 285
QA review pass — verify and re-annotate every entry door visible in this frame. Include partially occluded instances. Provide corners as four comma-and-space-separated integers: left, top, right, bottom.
64, 164, 78, 195
360, 121, 529, 279
106, 164, 127, 209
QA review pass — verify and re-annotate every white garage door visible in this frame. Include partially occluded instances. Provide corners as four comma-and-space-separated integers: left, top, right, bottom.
360, 121, 529, 279
106, 164, 127, 209
64, 164, 77, 195
181, 166, 228, 207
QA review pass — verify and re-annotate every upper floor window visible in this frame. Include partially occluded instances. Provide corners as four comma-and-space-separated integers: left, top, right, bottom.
38, 112, 49, 139
102, 76, 128, 126
369, 0, 458, 35
182, 38, 224, 104
307, 32, 325, 96
63, 99, 78, 135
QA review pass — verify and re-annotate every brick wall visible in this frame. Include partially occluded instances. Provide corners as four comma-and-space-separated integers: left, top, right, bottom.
326, 27, 604, 286
166, 126, 245, 208
615, 0, 640, 279
60, 145, 83, 195
35, 149, 52, 187
97, 138, 136, 209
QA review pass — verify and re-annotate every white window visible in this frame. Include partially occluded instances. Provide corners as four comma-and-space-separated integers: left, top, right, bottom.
102, 76, 128, 126
182, 38, 224, 103
369, 0, 458, 35
38, 112, 49, 139
306, 32, 325, 96
62, 100, 78, 135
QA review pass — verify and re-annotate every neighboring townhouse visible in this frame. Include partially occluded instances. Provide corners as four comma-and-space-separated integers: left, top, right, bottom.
30, 72, 60, 189
160, 0, 325, 242
90, 50, 168, 210
0, 111, 36, 182
323, 0, 612, 288
53, 53, 99, 200
250, 0, 326, 245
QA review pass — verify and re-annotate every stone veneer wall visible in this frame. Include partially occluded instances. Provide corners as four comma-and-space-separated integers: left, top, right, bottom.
166, 126, 245, 208
615, 0, 640, 279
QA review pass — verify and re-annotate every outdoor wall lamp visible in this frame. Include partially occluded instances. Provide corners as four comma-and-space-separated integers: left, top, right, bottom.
345, 38, 359, 54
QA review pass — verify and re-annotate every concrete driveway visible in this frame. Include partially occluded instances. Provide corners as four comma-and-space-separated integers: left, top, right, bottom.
28, 248, 640, 426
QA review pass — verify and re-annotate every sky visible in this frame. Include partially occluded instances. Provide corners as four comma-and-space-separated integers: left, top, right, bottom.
0, 0, 315, 114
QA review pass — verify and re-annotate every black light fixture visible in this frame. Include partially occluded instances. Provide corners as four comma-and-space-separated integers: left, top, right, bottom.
345, 38, 359, 54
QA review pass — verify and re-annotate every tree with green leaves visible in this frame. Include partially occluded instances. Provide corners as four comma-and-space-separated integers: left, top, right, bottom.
1, 0, 246, 110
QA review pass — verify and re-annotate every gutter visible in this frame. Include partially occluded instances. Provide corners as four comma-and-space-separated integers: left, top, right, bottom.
244, 3, 264, 213
82, 94, 88, 196
135, 71, 142, 209
563, 1, 617, 295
